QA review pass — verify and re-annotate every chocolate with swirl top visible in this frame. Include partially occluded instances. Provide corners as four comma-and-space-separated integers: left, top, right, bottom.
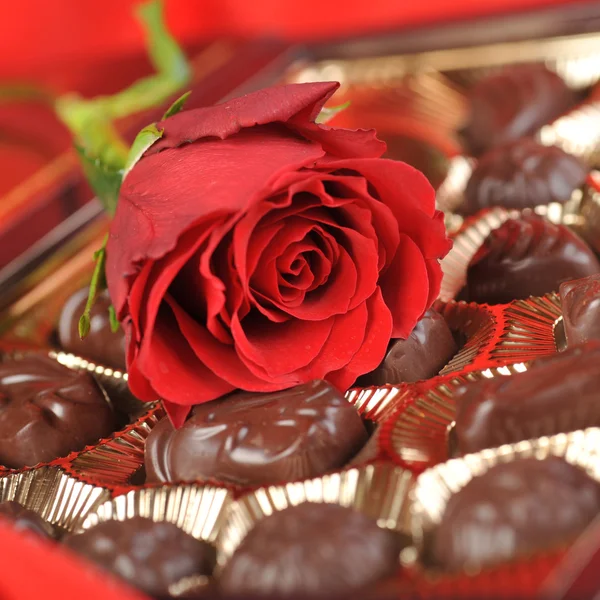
454, 341, 600, 455
431, 458, 600, 571
461, 64, 576, 156
462, 138, 587, 215
0, 354, 116, 468
357, 309, 457, 386
64, 517, 216, 597
145, 380, 368, 486
466, 215, 600, 304
57, 288, 126, 370
219, 502, 403, 598
560, 274, 600, 347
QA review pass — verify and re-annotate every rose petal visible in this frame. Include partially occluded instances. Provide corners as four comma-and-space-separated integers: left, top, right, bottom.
107, 124, 326, 316
380, 234, 431, 339
326, 287, 393, 390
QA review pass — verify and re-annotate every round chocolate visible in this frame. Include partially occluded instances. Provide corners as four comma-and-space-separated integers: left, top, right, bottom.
357, 309, 457, 386
0, 354, 116, 468
219, 502, 401, 597
431, 457, 600, 571
466, 214, 600, 304
64, 517, 216, 597
145, 380, 368, 486
0, 501, 55, 539
57, 287, 126, 370
454, 341, 600, 454
463, 138, 588, 215
560, 274, 600, 347
461, 64, 576, 156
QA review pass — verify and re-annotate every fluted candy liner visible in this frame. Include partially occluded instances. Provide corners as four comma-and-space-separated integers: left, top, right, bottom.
435, 155, 475, 217
216, 462, 414, 567
0, 466, 110, 535
438, 182, 597, 302
411, 427, 600, 557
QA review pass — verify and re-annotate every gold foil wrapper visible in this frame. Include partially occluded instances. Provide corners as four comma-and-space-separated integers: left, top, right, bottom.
0, 466, 110, 535
216, 462, 414, 566
435, 155, 474, 216
411, 427, 600, 551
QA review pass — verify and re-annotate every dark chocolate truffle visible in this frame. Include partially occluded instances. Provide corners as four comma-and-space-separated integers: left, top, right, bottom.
431, 457, 600, 570
0, 354, 116, 468
0, 501, 55, 539
454, 341, 600, 455
57, 288, 126, 370
64, 517, 216, 597
219, 502, 401, 597
461, 64, 576, 156
560, 274, 600, 347
463, 138, 587, 215
357, 309, 457, 386
466, 214, 600, 304
145, 380, 368, 486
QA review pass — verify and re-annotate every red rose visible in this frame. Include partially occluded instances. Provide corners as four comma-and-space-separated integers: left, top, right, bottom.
106, 82, 451, 426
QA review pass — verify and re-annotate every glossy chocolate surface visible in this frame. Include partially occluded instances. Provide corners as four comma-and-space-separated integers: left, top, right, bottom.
454, 342, 600, 454
0, 354, 116, 468
358, 309, 457, 386
219, 502, 402, 597
0, 501, 55, 539
57, 288, 126, 370
145, 380, 368, 486
463, 138, 587, 215
461, 64, 576, 156
65, 517, 215, 597
466, 215, 600, 304
431, 458, 600, 570
560, 274, 600, 347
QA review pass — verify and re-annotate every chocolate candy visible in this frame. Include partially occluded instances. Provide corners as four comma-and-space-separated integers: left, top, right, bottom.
219, 502, 402, 597
431, 457, 600, 570
145, 380, 368, 486
461, 64, 576, 156
466, 214, 600, 304
454, 342, 600, 454
0, 501, 55, 539
57, 288, 126, 370
560, 274, 600, 347
0, 354, 116, 468
462, 138, 587, 215
357, 309, 457, 386
64, 517, 215, 597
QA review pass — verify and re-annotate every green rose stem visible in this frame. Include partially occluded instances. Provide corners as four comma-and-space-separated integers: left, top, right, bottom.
48, 0, 192, 339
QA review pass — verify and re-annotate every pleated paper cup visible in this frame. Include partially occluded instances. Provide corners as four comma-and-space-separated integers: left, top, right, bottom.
216, 462, 414, 568
0, 466, 110, 536
435, 155, 475, 216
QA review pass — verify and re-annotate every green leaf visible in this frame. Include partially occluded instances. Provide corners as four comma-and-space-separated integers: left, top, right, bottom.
123, 123, 164, 180
75, 146, 123, 215
162, 91, 191, 120
108, 305, 120, 333
315, 101, 351, 124
79, 235, 109, 339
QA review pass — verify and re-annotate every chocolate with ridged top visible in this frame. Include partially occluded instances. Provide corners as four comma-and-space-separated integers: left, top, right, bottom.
145, 380, 368, 486
57, 288, 126, 370
0, 354, 116, 468
462, 138, 587, 215
454, 341, 600, 455
461, 64, 576, 156
357, 309, 457, 386
219, 502, 402, 598
466, 214, 600, 304
0, 501, 55, 539
64, 517, 216, 597
560, 274, 600, 347
431, 458, 600, 571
